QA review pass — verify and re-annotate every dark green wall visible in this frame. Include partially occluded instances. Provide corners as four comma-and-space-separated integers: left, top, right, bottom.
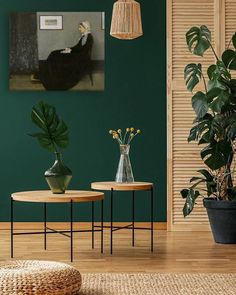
0, 0, 166, 222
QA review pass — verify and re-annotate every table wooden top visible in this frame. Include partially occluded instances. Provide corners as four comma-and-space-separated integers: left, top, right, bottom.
11, 190, 104, 203
91, 181, 153, 191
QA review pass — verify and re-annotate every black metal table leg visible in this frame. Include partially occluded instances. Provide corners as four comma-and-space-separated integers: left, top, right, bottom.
11, 198, 14, 258
92, 201, 95, 249
70, 200, 73, 262
44, 203, 47, 250
110, 189, 113, 255
101, 199, 104, 253
151, 187, 154, 252
92, 185, 154, 255
132, 190, 135, 247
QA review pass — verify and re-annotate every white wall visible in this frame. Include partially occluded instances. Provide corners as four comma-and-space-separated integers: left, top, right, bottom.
37, 12, 105, 60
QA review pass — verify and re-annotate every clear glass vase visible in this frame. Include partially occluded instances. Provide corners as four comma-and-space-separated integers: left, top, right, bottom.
115, 144, 134, 183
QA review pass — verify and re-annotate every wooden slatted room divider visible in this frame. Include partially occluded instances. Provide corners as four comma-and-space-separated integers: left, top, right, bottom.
167, 0, 236, 231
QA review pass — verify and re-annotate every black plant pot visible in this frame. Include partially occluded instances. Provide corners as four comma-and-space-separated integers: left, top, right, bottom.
203, 198, 236, 244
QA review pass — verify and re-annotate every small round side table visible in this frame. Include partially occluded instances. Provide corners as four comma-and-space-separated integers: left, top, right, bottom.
91, 182, 154, 254
11, 190, 104, 262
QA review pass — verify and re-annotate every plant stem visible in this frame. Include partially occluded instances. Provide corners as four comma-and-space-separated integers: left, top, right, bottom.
52, 142, 58, 153
201, 71, 208, 93
227, 39, 232, 50
207, 39, 219, 61
116, 136, 122, 145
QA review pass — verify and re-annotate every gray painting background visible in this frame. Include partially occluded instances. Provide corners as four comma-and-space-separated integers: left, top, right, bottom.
37, 12, 105, 61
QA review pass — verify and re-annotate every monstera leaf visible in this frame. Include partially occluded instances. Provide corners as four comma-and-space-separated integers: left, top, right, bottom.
184, 63, 202, 92
181, 169, 217, 217
207, 61, 230, 91
209, 114, 225, 139
198, 114, 225, 144
181, 188, 200, 217
222, 49, 236, 70
222, 33, 236, 70
232, 33, 236, 49
29, 101, 69, 152
227, 187, 236, 200
188, 114, 213, 143
196, 169, 217, 197
192, 91, 208, 119
200, 139, 232, 170
197, 169, 214, 182
208, 89, 230, 113
186, 25, 211, 56
226, 113, 236, 140
207, 64, 216, 79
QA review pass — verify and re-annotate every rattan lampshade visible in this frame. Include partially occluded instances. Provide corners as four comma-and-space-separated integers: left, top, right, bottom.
110, 0, 143, 40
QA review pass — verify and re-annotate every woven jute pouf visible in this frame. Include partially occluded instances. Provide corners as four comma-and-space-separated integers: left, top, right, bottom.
0, 260, 82, 295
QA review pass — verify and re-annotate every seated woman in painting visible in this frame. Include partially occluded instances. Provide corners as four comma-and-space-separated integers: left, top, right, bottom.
39, 21, 93, 91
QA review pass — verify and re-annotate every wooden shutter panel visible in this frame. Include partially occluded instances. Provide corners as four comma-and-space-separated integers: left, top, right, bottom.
225, 0, 236, 47
167, 0, 234, 231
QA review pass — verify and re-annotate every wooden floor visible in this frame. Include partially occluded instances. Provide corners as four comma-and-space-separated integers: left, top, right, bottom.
1, 227, 236, 273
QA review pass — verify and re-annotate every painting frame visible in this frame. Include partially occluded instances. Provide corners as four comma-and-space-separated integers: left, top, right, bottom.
10, 12, 105, 91
101, 12, 105, 30
39, 15, 63, 30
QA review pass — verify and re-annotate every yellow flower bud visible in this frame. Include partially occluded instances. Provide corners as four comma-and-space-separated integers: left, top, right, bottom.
137, 129, 141, 133
126, 128, 130, 132
130, 133, 134, 137
109, 130, 113, 134
130, 127, 134, 132
117, 129, 122, 134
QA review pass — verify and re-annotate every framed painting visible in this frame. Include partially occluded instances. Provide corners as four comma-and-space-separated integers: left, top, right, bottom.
9, 12, 105, 91
39, 15, 63, 30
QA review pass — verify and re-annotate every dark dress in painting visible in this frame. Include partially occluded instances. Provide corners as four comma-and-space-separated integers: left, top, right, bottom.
39, 33, 93, 90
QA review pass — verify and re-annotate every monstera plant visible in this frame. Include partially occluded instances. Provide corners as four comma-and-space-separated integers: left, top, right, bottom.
29, 101, 72, 194
181, 26, 236, 244
30, 101, 69, 152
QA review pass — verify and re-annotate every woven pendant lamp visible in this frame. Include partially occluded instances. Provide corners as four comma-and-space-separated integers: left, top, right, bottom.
110, 0, 143, 40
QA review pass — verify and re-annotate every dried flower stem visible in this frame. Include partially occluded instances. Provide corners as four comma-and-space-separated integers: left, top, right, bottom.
128, 132, 139, 144
123, 130, 128, 144
109, 127, 140, 146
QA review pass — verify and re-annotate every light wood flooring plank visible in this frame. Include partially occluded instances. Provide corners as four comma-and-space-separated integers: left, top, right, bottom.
1, 229, 236, 273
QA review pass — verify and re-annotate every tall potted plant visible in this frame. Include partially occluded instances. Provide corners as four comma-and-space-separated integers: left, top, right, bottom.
181, 25, 236, 243
29, 101, 72, 194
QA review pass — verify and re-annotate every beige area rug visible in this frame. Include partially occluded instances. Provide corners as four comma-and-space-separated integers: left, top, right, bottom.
80, 273, 236, 295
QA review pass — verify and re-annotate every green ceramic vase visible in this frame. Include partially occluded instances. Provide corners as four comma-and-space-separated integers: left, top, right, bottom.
44, 152, 72, 194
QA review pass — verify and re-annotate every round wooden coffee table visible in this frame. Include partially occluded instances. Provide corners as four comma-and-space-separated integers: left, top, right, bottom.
91, 182, 154, 254
11, 190, 104, 262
